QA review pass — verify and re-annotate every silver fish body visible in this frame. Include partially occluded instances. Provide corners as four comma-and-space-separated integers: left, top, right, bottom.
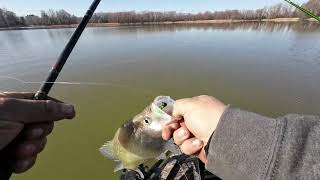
100, 96, 178, 174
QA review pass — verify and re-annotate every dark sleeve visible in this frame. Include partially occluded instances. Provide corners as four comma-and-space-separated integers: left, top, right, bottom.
205, 106, 320, 180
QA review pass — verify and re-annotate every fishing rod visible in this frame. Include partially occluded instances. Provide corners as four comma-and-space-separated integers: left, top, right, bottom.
284, 0, 320, 22
3, 0, 101, 179
34, 0, 101, 100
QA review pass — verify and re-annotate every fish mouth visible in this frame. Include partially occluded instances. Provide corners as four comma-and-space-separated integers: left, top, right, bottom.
122, 118, 133, 129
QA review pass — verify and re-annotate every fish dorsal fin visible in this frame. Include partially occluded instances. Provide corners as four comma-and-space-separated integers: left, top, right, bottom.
114, 161, 124, 172
99, 141, 117, 160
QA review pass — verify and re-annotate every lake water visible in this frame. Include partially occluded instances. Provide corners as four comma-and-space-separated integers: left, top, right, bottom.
0, 22, 319, 180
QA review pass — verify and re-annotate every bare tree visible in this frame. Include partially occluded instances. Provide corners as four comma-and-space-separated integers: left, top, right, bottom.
0, 8, 26, 27
25, 15, 42, 26
300, 0, 320, 17
0, 0, 318, 28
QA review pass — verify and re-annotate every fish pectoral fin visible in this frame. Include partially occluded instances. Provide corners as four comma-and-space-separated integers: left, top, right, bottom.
156, 152, 167, 160
165, 139, 182, 156
99, 141, 117, 160
114, 161, 124, 172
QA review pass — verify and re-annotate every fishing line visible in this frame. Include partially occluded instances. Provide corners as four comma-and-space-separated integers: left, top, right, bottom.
0, 75, 159, 95
0, 75, 127, 87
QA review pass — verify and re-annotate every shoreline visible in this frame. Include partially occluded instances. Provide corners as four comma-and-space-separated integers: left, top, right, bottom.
0, 18, 317, 31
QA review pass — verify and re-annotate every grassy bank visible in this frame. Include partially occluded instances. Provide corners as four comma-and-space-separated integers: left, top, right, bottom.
0, 18, 316, 31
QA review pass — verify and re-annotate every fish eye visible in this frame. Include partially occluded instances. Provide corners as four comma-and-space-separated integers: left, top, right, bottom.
144, 117, 151, 124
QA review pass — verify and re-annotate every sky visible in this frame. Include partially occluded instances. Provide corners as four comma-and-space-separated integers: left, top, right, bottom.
0, 0, 307, 16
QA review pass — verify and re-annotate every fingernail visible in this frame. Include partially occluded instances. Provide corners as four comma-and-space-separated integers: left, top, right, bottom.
25, 144, 36, 153
32, 128, 44, 137
178, 128, 187, 138
192, 139, 203, 147
21, 160, 30, 169
62, 104, 75, 119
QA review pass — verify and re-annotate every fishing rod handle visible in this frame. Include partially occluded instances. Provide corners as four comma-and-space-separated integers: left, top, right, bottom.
34, 0, 101, 100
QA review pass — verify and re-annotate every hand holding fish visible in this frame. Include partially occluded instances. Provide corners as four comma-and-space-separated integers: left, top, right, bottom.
100, 95, 225, 177
162, 95, 226, 164
0, 92, 75, 177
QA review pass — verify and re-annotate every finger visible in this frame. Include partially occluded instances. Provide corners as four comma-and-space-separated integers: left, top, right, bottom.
13, 138, 47, 159
0, 92, 62, 102
180, 137, 204, 156
162, 122, 180, 141
0, 98, 75, 123
198, 149, 208, 164
11, 155, 37, 174
0, 92, 35, 99
172, 98, 191, 120
173, 127, 191, 145
21, 123, 54, 140
43, 96, 63, 103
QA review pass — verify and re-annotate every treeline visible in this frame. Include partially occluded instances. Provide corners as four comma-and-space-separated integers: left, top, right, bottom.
0, 0, 319, 28
91, 5, 295, 24
91, 1, 319, 23
26, 10, 79, 25
304, 0, 320, 15
0, 8, 25, 27
0, 9, 79, 27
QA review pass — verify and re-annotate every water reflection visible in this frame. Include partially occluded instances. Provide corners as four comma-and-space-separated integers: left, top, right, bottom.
45, 29, 74, 44
1, 21, 318, 180
1, 22, 319, 48
88, 21, 320, 34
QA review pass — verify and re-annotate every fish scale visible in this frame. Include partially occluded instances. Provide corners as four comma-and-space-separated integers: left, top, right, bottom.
100, 96, 180, 178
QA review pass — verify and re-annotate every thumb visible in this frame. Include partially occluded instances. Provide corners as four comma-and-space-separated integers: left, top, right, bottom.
0, 98, 75, 124
172, 98, 192, 121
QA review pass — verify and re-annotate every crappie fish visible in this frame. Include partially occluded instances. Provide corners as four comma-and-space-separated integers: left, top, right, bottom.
99, 96, 179, 175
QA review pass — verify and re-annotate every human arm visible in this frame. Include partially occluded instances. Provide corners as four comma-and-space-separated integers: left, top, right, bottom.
162, 95, 320, 180
0, 92, 75, 178
205, 106, 320, 180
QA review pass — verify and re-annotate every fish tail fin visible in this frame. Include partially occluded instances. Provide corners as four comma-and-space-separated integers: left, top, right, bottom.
114, 161, 124, 172
99, 141, 117, 160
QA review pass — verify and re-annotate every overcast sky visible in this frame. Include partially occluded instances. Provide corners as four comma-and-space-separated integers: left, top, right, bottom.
0, 0, 307, 16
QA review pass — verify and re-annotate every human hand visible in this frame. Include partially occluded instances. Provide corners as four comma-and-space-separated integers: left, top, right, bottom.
0, 92, 75, 176
162, 95, 226, 164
